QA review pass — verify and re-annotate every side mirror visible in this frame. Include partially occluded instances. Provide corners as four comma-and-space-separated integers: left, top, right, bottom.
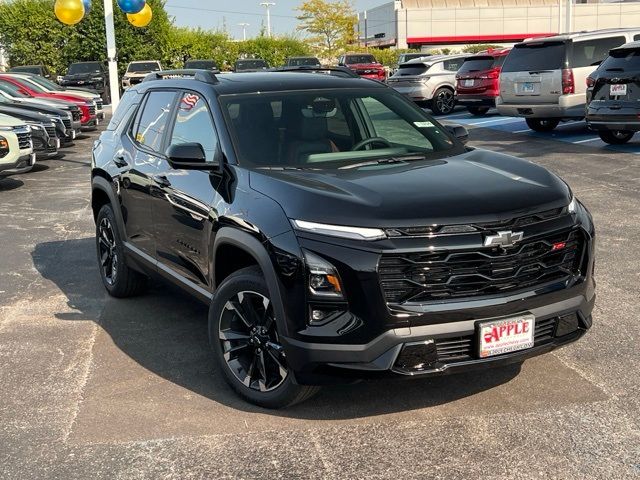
445, 124, 469, 145
166, 142, 218, 170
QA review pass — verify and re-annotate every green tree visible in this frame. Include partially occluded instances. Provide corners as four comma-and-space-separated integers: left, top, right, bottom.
296, 0, 356, 60
462, 44, 502, 54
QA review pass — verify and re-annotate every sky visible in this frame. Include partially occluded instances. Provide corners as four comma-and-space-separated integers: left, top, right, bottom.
164, 0, 384, 40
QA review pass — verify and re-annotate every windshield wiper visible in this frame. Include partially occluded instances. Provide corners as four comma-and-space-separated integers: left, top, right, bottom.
340, 154, 426, 170
605, 67, 624, 72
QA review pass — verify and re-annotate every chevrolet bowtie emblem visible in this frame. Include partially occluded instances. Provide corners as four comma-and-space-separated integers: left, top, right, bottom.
484, 230, 524, 248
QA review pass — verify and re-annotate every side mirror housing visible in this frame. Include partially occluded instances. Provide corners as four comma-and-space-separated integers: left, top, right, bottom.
445, 124, 469, 145
166, 142, 218, 170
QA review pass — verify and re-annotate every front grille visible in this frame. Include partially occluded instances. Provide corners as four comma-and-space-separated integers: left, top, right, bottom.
62, 118, 72, 130
434, 317, 559, 363
17, 130, 32, 150
88, 105, 97, 115
95, 99, 103, 110
379, 229, 584, 304
71, 109, 81, 121
45, 124, 56, 139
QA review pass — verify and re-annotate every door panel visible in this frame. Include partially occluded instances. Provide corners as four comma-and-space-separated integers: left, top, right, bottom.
152, 91, 221, 290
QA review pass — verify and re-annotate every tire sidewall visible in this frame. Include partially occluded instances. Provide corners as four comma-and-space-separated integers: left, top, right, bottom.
431, 87, 455, 115
96, 205, 126, 294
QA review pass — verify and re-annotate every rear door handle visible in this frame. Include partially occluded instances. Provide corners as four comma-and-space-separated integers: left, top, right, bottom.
152, 174, 171, 188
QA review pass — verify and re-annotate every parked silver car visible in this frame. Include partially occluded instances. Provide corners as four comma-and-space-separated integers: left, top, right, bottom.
387, 54, 472, 115
497, 28, 640, 131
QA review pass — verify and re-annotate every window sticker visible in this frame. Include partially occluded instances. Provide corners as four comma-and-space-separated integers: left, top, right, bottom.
414, 121, 435, 128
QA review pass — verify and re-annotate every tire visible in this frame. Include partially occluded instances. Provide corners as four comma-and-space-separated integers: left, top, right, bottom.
95, 204, 147, 297
525, 118, 560, 132
467, 106, 490, 116
430, 87, 456, 115
598, 130, 634, 145
209, 266, 320, 408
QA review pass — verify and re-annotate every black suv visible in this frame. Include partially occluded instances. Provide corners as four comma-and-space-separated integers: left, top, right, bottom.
586, 41, 640, 144
61, 61, 109, 103
91, 69, 595, 408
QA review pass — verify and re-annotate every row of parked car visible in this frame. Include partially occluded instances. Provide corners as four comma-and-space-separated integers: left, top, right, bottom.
386, 27, 640, 144
0, 72, 104, 179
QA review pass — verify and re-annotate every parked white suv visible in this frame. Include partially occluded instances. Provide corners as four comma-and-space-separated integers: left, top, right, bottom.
0, 114, 35, 177
497, 28, 640, 131
387, 54, 472, 115
122, 61, 163, 89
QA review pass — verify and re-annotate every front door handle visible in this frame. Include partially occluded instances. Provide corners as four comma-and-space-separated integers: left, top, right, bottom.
152, 174, 171, 188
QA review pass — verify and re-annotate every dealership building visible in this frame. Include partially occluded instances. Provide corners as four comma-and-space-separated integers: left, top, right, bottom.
357, 0, 640, 49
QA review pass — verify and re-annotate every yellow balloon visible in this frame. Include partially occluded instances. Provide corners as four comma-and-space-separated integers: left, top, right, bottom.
127, 4, 152, 28
54, 0, 85, 26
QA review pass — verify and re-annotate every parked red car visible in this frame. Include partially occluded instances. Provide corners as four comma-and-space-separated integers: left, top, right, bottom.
0, 74, 98, 129
338, 53, 386, 81
455, 48, 511, 116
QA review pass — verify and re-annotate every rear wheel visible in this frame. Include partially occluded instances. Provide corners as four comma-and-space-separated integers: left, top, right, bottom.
598, 130, 634, 145
467, 106, 490, 116
96, 204, 147, 297
430, 87, 456, 115
525, 118, 560, 132
209, 267, 320, 408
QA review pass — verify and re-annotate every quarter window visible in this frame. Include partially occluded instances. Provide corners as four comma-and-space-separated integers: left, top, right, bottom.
443, 58, 465, 72
132, 91, 176, 152
169, 92, 219, 162
570, 37, 626, 68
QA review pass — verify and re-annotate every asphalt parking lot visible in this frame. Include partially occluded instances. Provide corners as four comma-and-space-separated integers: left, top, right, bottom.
1, 113, 639, 479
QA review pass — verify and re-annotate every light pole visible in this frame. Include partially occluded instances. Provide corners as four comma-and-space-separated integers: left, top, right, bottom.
103, 0, 120, 110
259, 2, 275, 38
238, 22, 249, 41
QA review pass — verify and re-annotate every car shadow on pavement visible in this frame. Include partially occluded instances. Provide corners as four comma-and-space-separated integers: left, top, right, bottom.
0, 177, 25, 191
33, 237, 522, 420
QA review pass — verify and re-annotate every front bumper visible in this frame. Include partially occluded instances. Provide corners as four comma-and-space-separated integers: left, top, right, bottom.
0, 152, 36, 176
81, 116, 100, 130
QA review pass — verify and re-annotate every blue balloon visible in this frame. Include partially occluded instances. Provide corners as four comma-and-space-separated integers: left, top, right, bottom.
117, 0, 145, 14
83, 0, 91, 14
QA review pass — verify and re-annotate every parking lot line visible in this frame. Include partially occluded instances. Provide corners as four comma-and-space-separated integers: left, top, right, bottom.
572, 137, 601, 144
513, 128, 533, 133
467, 118, 524, 126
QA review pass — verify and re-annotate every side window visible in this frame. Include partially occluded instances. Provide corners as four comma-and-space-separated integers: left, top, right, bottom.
107, 89, 141, 131
571, 36, 626, 67
443, 58, 464, 71
635, 34, 640, 41
360, 97, 434, 151
132, 90, 176, 152
169, 92, 219, 163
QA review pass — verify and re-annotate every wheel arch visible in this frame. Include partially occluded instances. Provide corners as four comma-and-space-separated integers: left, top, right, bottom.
212, 227, 290, 337
91, 174, 126, 240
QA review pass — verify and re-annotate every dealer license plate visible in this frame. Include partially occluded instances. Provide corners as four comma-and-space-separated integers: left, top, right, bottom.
478, 314, 535, 358
610, 84, 627, 96
521, 82, 535, 93
463, 79, 474, 87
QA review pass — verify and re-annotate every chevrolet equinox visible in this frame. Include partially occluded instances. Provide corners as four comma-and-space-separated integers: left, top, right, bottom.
91, 69, 596, 408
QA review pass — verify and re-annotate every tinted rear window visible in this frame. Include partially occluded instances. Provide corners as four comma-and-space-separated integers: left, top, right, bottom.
185, 60, 217, 70
569, 36, 626, 68
396, 63, 429, 76
236, 60, 268, 70
599, 48, 640, 71
502, 42, 566, 72
459, 57, 495, 73
287, 57, 320, 66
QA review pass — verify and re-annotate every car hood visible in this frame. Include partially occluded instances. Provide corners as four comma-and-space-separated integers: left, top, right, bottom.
0, 106, 51, 123
0, 113, 27, 127
248, 149, 571, 228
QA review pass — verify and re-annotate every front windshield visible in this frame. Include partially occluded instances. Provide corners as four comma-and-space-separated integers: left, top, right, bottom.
28, 75, 64, 91
11, 66, 41, 74
20, 78, 48, 93
221, 89, 461, 169
69, 63, 102, 74
237, 60, 268, 70
128, 62, 161, 72
288, 58, 320, 66
185, 60, 217, 70
0, 82, 29, 98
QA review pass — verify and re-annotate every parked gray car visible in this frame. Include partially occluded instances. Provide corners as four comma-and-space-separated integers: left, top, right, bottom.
387, 54, 472, 115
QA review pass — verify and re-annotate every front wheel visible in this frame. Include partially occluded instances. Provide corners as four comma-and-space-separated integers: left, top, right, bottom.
525, 118, 560, 132
209, 267, 320, 408
430, 88, 456, 115
598, 130, 634, 145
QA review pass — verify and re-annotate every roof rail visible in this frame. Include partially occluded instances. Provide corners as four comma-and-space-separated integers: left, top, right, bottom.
142, 69, 219, 84
271, 66, 360, 78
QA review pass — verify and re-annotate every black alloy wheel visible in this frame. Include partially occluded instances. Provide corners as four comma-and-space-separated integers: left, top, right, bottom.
218, 290, 288, 393
431, 87, 456, 115
209, 267, 320, 408
98, 216, 118, 286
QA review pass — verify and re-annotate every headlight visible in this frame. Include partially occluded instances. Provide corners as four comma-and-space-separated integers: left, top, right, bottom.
27, 122, 44, 131
0, 126, 15, 132
303, 250, 344, 299
292, 219, 386, 241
